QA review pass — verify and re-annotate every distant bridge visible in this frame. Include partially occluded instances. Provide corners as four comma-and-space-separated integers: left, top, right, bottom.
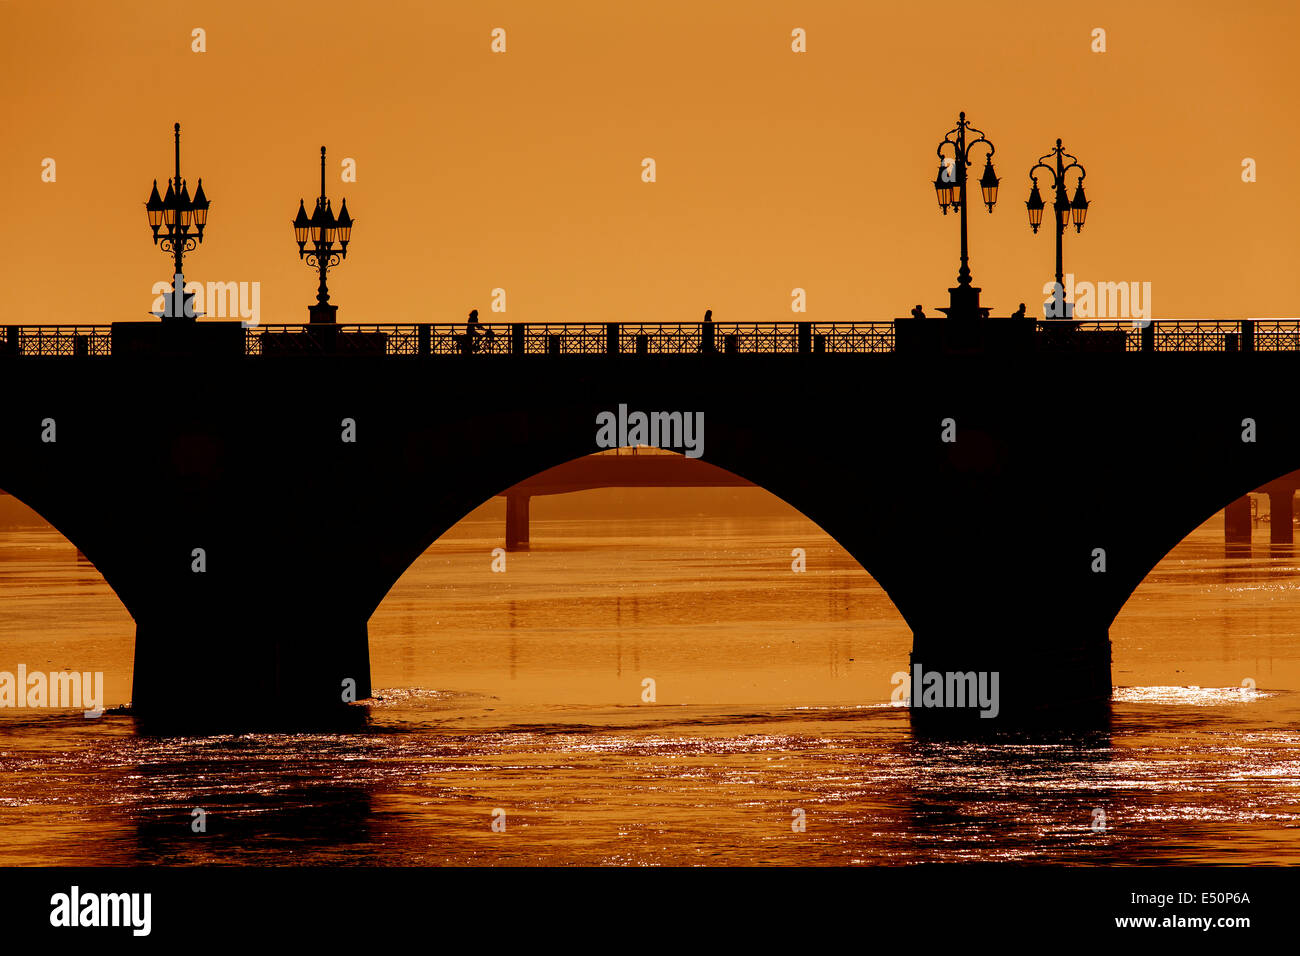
494, 446, 752, 549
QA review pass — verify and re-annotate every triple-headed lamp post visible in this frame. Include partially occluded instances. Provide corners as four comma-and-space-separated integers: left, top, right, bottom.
1026, 139, 1089, 318
933, 111, 1000, 319
145, 123, 210, 322
292, 146, 354, 324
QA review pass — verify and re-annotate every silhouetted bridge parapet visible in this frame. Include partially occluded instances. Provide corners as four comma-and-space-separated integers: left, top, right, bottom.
2, 319, 1297, 358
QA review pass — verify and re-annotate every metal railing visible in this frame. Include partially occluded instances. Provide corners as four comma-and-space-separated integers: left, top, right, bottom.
1049, 319, 1300, 352
3, 319, 1300, 357
244, 321, 899, 356
0, 326, 113, 357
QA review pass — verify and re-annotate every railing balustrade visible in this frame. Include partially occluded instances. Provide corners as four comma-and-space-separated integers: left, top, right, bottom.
1, 320, 1297, 357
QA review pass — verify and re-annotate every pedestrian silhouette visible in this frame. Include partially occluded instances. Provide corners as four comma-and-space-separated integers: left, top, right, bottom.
700, 308, 715, 354
911, 305, 925, 319
1012, 303, 1026, 319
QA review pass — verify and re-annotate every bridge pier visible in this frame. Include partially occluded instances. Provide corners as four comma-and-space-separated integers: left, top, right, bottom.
1225, 495, 1253, 543
505, 494, 530, 551
130, 606, 372, 731
882, 484, 1124, 734
907, 621, 1112, 734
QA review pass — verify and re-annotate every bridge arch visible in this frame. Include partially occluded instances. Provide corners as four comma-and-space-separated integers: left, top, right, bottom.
365, 447, 914, 706
0, 484, 132, 615
0, 487, 135, 708
366, 445, 914, 627
1107, 462, 1300, 701
1101, 459, 1300, 632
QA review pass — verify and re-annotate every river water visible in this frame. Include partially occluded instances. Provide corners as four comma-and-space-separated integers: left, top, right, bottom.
0, 488, 1297, 865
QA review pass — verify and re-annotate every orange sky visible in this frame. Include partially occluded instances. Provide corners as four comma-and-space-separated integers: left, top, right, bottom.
1, 0, 1296, 325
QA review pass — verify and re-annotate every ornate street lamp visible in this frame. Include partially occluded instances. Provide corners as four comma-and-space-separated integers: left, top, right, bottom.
1027, 139, 1089, 318
933, 112, 999, 319
145, 123, 209, 322
293, 146, 354, 324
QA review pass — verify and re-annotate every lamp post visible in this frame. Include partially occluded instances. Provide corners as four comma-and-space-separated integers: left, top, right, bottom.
933, 111, 1000, 319
1026, 139, 1089, 318
293, 146, 354, 324
145, 123, 209, 323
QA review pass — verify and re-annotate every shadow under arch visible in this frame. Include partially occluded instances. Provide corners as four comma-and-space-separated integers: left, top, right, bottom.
364, 447, 914, 710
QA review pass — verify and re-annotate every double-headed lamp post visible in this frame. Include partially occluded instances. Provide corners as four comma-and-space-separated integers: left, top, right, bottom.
933, 111, 1000, 319
1026, 139, 1089, 318
292, 146, 354, 324
145, 123, 210, 323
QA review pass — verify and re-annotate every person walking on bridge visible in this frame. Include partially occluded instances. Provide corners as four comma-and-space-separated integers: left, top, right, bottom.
700, 308, 715, 354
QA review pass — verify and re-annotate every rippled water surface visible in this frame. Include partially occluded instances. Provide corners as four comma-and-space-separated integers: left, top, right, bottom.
0, 490, 1298, 865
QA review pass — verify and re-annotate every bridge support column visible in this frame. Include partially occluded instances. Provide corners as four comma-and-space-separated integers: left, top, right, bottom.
130, 608, 372, 732
888, 492, 1120, 734
1269, 487, 1294, 544
506, 494, 530, 551
1225, 495, 1252, 543
907, 624, 1112, 734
